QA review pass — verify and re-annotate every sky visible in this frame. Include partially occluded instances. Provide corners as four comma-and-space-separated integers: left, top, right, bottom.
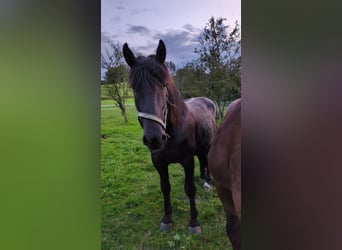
101, 0, 240, 68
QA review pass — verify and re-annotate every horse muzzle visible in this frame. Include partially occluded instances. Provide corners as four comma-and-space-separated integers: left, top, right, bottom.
143, 133, 168, 153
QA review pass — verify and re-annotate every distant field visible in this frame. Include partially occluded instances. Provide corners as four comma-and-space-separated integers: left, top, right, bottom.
101, 84, 133, 100
101, 98, 135, 107
101, 101, 231, 249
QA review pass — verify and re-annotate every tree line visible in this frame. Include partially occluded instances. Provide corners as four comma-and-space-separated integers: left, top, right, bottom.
101, 17, 241, 122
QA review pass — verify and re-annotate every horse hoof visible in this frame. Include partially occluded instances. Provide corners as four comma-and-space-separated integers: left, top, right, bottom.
198, 177, 205, 183
203, 182, 211, 191
188, 226, 202, 234
160, 222, 172, 232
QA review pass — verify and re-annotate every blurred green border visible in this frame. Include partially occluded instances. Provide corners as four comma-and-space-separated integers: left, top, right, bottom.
0, 1, 100, 249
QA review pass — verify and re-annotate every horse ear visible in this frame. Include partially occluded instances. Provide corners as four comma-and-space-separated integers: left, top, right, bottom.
156, 40, 166, 64
123, 43, 136, 68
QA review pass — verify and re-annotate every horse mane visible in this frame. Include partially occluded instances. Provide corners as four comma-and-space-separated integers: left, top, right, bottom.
128, 55, 167, 90
164, 68, 187, 127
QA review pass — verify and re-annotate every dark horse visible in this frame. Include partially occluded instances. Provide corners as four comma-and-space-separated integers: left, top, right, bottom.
123, 40, 216, 233
208, 98, 241, 249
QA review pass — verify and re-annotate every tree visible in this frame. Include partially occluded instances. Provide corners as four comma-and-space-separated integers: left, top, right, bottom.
174, 62, 206, 98
165, 61, 176, 77
194, 17, 241, 118
101, 41, 129, 122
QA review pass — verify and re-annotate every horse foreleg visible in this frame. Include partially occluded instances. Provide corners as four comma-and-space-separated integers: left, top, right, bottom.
156, 165, 173, 231
182, 157, 201, 234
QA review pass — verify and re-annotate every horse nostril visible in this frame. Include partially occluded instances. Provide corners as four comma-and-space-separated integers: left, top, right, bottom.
151, 137, 161, 147
161, 134, 168, 142
143, 133, 168, 151
143, 136, 161, 147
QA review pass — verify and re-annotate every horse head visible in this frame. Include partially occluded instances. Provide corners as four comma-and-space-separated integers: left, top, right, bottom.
123, 40, 169, 153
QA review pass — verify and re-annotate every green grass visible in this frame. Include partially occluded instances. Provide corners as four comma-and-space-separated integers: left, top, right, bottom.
101, 100, 231, 249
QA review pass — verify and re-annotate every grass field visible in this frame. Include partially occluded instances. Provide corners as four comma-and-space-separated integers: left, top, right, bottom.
101, 97, 231, 249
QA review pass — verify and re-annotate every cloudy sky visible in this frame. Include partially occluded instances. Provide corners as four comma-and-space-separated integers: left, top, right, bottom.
101, 0, 240, 67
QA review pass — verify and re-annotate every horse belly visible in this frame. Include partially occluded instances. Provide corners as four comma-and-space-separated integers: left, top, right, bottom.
208, 143, 231, 185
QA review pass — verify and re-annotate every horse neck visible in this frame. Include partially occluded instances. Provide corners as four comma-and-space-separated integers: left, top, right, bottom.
166, 81, 187, 128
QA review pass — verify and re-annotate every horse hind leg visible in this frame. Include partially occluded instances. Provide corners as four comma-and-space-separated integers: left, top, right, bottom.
228, 171, 241, 249
216, 184, 241, 249
198, 153, 212, 189
226, 213, 241, 250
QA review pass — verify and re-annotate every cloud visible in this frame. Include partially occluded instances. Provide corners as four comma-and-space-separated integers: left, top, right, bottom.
115, 4, 125, 11
151, 29, 201, 67
127, 28, 201, 68
101, 31, 111, 49
118, 26, 203, 68
111, 16, 121, 23
129, 7, 158, 15
111, 0, 125, 10
127, 25, 151, 35
183, 24, 196, 33
101, 31, 119, 45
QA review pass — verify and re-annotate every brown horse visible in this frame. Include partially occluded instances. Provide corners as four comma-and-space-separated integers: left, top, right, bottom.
208, 98, 241, 250
123, 40, 216, 233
